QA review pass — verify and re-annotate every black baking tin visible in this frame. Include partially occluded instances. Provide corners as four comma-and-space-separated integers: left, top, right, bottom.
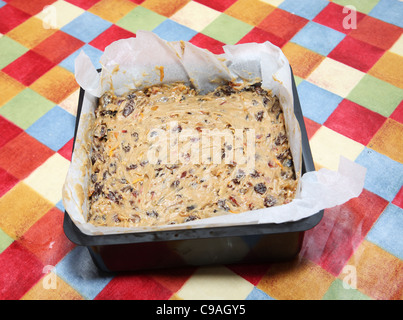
63, 68, 323, 272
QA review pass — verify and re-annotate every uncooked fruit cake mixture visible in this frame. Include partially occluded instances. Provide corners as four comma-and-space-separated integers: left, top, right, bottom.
87, 82, 298, 227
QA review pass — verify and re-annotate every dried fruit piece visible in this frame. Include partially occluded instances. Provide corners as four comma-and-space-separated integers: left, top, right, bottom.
254, 183, 267, 194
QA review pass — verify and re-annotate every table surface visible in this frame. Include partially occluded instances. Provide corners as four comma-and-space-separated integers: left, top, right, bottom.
0, 0, 402, 301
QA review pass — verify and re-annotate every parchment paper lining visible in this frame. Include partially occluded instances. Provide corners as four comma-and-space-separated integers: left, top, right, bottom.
62, 31, 366, 236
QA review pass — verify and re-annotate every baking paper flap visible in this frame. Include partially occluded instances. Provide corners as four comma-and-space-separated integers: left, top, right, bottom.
64, 31, 366, 235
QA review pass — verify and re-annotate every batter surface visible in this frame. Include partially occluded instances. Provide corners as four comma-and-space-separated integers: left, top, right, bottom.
87, 82, 298, 227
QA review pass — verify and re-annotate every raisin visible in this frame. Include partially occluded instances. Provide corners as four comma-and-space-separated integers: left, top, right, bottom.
215, 85, 235, 96
277, 149, 290, 161
284, 159, 293, 167
109, 162, 117, 174
130, 214, 141, 223
149, 130, 158, 137
186, 205, 195, 211
126, 92, 136, 100
122, 143, 131, 152
274, 133, 287, 146
132, 132, 139, 141
264, 195, 277, 207
100, 93, 113, 107
184, 215, 198, 222
94, 125, 107, 139
255, 110, 264, 121
250, 170, 260, 178
122, 104, 134, 117
121, 185, 133, 193
217, 199, 230, 211
91, 173, 97, 183
146, 210, 159, 218
100, 110, 117, 117
171, 180, 180, 188
271, 99, 281, 113
172, 124, 182, 132
254, 183, 267, 194
235, 169, 245, 179
125, 163, 137, 171
107, 191, 122, 204
90, 182, 103, 201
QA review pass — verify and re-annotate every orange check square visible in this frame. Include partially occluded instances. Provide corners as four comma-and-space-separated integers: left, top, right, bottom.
0, 182, 53, 239
6, 17, 57, 49
282, 42, 325, 78
30, 66, 79, 104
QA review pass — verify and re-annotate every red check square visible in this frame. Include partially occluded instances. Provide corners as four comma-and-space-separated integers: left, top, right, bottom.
303, 117, 321, 141
392, 186, 403, 209
328, 36, 385, 72
0, 241, 44, 300
237, 26, 287, 48
7, 0, 57, 15
349, 15, 402, 50
95, 274, 173, 300
64, 0, 102, 10
258, 8, 308, 42
58, 138, 74, 161
2, 50, 55, 86
301, 189, 389, 276
19, 207, 75, 266
0, 115, 23, 149
324, 99, 386, 145
194, 0, 237, 12
0, 4, 30, 33
0, 168, 19, 198
190, 33, 226, 54
89, 24, 135, 52
0, 132, 55, 180
313, 2, 365, 34
390, 100, 403, 124
32, 30, 84, 64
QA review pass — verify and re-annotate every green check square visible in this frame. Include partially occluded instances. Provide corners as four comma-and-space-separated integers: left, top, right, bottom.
347, 74, 403, 117
0, 228, 13, 254
332, 0, 379, 14
201, 13, 253, 45
0, 36, 29, 69
116, 6, 166, 33
322, 279, 372, 300
0, 88, 55, 130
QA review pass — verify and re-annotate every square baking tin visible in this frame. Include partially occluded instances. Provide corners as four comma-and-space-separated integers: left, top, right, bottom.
63, 68, 323, 272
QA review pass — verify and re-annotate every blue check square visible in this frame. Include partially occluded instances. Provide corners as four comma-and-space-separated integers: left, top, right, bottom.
297, 80, 343, 124
55, 246, 114, 299
355, 148, 403, 202
61, 11, 112, 43
60, 44, 103, 73
246, 288, 275, 300
369, 0, 403, 28
291, 21, 345, 56
26, 106, 76, 152
153, 19, 198, 42
366, 204, 403, 260
279, 0, 329, 20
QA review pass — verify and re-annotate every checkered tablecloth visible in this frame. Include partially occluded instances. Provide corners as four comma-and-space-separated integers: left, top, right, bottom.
0, 0, 402, 301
